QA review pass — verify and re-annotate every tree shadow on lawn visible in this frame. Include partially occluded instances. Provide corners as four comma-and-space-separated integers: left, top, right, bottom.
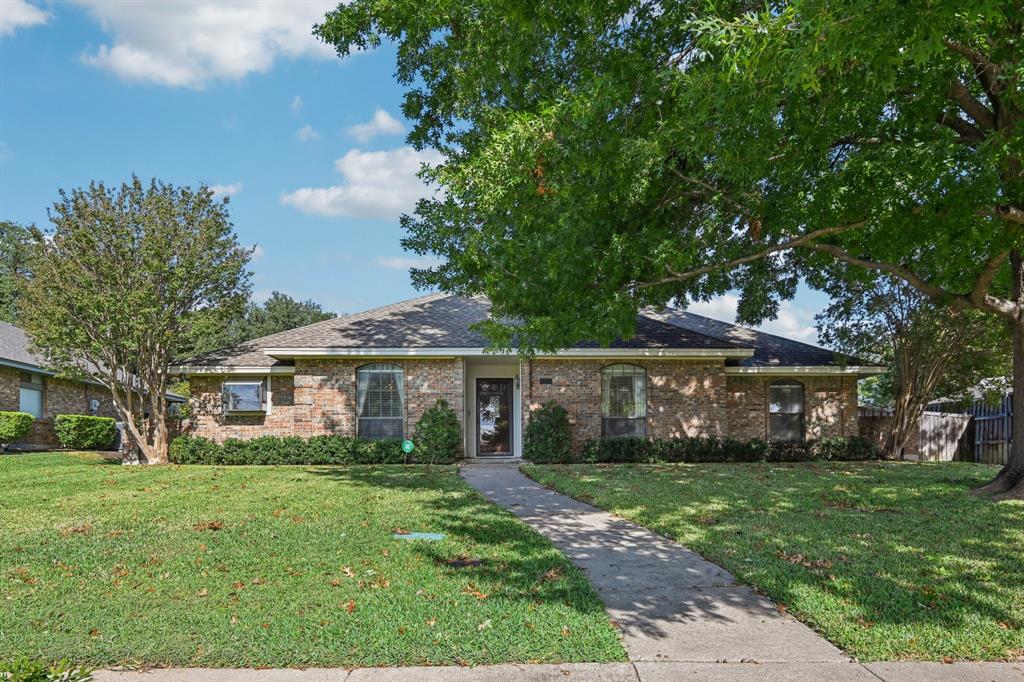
307, 466, 612, 620
545, 462, 1024, 655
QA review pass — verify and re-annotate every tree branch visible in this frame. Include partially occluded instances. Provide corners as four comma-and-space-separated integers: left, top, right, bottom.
948, 79, 996, 129
637, 220, 866, 289
944, 38, 1001, 99
936, 111, 985, 142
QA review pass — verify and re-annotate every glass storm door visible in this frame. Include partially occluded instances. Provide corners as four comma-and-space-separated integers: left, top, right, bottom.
477, 378, 512, 455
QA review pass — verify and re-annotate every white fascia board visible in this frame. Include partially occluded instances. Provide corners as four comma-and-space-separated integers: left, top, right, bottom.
724, 365, 887, 376
262, 347, 754, 359
170, 365, 296, 376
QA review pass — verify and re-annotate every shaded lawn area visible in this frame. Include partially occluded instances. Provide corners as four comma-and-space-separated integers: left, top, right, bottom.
1, 453, 623, 668
524, 461, 1024, 662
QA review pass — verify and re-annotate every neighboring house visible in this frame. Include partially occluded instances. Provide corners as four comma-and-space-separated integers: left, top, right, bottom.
0, 321, 184, 450
172, 294, 884, 457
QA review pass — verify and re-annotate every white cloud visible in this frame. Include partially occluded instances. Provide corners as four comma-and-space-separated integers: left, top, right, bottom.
686, 294, 821, 344
347, 109, 405, 143
281, 147, 442, 219
209, 182, 243, 198
296, 124, 319, 142
1, 0, 49, 35
290, 95, 304, 113
375, 255, 443, 270
251, 244, 265, 261
74, 1, 336, 88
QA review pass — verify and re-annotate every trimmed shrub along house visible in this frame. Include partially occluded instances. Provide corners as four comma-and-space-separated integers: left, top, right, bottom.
173, 294, 884, 459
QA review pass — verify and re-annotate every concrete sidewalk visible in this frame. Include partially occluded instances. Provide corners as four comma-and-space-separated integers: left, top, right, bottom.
94, 661, 1024, 681
459, 462, 845, 664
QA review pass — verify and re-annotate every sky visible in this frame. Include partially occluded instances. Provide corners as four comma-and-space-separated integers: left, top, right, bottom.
0, 0, 829, 344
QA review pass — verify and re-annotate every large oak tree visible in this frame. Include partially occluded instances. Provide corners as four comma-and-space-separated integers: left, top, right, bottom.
318, 2, 1023, 495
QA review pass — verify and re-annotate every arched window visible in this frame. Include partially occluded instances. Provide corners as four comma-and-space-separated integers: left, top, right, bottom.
602, 364, 647, 438
356, 363, 404, 439
769, 380, 804, 441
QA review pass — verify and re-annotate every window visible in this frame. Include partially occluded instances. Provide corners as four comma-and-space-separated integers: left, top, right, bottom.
222, 380, 265, 413
769, 380, 804, 441
18, 372, 43, 418
356, 363, 404, 439
601, 364, 646, 438
89, 398, 100, 416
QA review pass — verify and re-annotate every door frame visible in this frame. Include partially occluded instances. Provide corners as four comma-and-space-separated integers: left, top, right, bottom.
475, 378, 514, 456
463, 359, 522, 458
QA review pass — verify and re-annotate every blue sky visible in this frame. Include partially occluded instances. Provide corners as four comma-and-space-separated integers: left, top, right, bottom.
0, 0, 828, 343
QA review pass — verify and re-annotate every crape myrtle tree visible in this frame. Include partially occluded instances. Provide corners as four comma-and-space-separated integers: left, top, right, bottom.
317, 2, 1023, 496
20, 177, 251, 464
0, 221, 33, 324
816, 273, 1010, 458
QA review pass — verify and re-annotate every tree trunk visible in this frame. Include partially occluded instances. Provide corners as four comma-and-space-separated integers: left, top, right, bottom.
975, 252, 1024, 499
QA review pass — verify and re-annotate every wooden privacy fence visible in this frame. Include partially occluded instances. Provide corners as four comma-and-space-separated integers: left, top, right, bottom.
861, 393, 1014, 464
858, 407, 973, 461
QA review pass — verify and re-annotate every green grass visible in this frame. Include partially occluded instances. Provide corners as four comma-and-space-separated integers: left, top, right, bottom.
524, 461, 1024, 662
0, 453, 624, 668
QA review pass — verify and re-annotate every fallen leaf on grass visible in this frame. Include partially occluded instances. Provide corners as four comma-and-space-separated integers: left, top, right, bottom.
538, 567, 563, 582
561, 626, 571, 637
59, 522, 93, 538
342, 566, 356, 578
776, 551, 833, 570
343, 600, 356, 613
193, 520, 224, 532
251, 577, 267, 585
196, 588, 209, 597
463, 584, 488, 600
478, 619, 492, 630
392, 527, 410, 535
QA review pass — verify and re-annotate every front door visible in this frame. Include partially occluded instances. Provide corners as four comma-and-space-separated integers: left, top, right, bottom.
476, 378, 512, 456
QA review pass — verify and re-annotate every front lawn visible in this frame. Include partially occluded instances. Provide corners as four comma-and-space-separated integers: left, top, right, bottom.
1, 453, 624, 668
524, 461, 1024, 662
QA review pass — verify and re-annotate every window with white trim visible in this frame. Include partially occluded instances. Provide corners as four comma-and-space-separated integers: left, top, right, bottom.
356, 363, 404, 440
222, 379, 266, 413
601, 364, 647, 438
768, 380, 804, 441
18, 372, 43, 418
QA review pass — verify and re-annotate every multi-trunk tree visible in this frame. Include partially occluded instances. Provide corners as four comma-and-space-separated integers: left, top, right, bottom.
319, 1, 1023, 496
19, 178, 251, 464
816, 275, 1010, 458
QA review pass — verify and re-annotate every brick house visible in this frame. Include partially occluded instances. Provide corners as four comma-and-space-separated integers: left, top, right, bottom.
0, 321, 185, 450
173, 294, 883, 458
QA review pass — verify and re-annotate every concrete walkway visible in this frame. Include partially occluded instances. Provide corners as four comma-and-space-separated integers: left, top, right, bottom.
459, 462, 846, 664
92, 661, 1024, 681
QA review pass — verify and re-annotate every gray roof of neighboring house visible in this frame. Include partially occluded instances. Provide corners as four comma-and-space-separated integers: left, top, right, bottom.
0, 321, 185, 401
646, 308, 855, 368
180, 293, 861, 370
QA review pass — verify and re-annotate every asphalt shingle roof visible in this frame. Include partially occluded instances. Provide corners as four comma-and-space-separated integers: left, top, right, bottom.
646, 308, 856, 367
180, 293, 866, 369
0, 321, 47, 369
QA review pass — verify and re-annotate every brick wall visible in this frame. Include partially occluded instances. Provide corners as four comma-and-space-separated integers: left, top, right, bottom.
0, 367, 119, 448
521, 358, 728, 450
188, 359, 465, 452
725, 374, 859, 441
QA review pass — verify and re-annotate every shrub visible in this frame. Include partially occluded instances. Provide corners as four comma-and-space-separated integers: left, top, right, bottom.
580, 435, 880, 465
168, 434, 406, 465
523, 401, 573, 463
54, 415, 117, 450
0, 657, 92, 682
412, 399, 462, 464
168, 435, 220, 464
0, 411, 34, 449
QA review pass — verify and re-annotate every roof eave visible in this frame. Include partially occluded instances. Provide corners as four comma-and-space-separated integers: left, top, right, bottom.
262, 347, 755, 360
724, 365, 886, 376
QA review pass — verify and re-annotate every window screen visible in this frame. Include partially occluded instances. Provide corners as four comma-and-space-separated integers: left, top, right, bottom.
601, 364, 646, 438
768, 380, 804, 441
222, 381, 265, 413
356, 363, 404, 440
18, 373, 43, 418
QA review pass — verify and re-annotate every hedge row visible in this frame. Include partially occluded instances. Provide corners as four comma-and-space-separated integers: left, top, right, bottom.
170, 400, 462, 466
571, 435, 882, 464
520, 432, 880, 464
0, 411, 34, 447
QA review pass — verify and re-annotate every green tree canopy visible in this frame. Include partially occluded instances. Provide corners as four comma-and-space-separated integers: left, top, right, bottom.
0, 221, 33, 324
20, 177, 251, 463
318, 1, 1024, 496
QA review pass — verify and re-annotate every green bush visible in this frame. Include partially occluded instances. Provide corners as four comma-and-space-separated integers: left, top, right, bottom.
54, 415, 117, 450
0, 657, 92, 681
581, 435, 881, 464
168, 434, 406, 465
523, 401, 573, 463
0, 411, 34, 449
412, 399, 462, 464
